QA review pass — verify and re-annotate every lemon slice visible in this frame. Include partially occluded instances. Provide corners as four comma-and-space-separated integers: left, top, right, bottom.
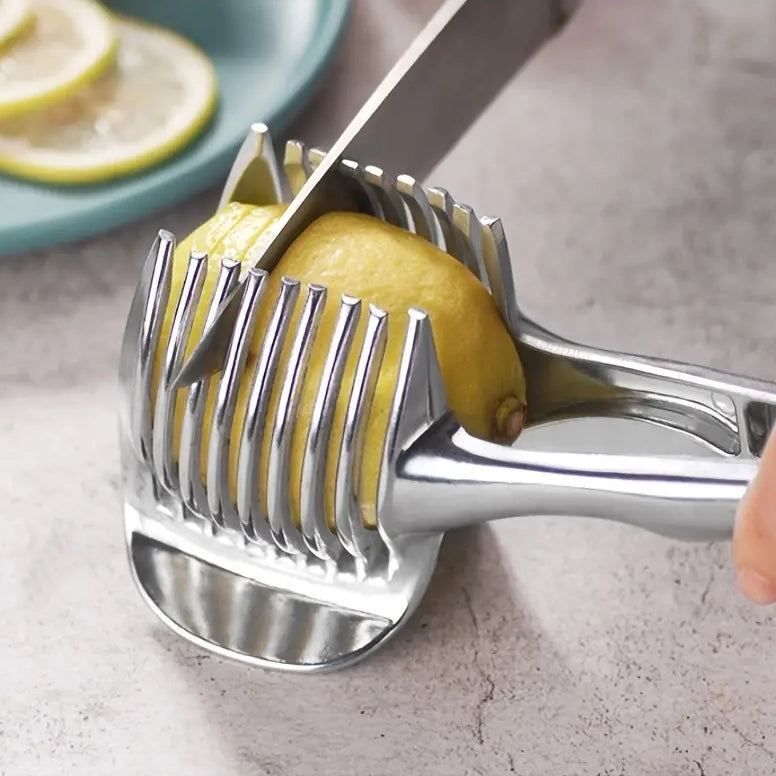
0, 0, 33, 51
0, 15, 217, 184
0, 0, 117, 119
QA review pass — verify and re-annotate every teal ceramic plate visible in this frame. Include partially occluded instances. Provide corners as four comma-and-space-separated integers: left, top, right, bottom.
0, 0, 351, 257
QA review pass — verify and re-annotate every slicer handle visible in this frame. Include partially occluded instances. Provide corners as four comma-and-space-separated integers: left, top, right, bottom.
390, 415, 756, 541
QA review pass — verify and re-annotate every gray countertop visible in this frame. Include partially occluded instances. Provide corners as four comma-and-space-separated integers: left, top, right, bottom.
3, 1, 776, 774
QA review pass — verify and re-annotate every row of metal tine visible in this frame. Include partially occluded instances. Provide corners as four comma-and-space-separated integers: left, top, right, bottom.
132, 130, 517, 567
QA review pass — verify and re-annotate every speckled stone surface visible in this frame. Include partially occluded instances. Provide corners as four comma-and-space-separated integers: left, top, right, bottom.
3, 1, 776, 774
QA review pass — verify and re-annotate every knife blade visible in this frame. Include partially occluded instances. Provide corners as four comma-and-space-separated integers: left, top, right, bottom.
173, 0, 570, 388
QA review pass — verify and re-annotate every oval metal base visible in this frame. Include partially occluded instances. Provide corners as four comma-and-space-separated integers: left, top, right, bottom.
125, 506, 441, 673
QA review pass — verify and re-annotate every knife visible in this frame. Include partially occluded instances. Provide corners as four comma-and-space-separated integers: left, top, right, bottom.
173, 0, 572, 388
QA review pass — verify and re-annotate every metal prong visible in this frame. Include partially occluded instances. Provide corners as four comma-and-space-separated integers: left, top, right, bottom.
479, 216, 521, 333
152, 251, 207, 493
306, 147, 375, 216
218, 122, 287, 210
306, 147, 326, 170
335, 305, 388, 561
427, 186, 466, 264
267, 284, 327, 554
391, 309, 448, 437
179, 258, 241, 519
283, 139, 312, 198
378, 308, 448, 553
364, 165, 409, 229
237, 278, 300, 545
206, 268, 269, 531
396, 174, 439, 245
339, 159, 384, 220
300, 296, 361, 560
119, 230, 175, 466
451, 202, 485, 283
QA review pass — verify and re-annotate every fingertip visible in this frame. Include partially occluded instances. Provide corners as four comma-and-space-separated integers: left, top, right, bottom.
733, 430, 776, 601
733, 426, 776, 553
737, 566, 776, 605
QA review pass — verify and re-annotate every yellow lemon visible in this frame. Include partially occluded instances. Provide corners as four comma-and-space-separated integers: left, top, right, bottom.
155, 203, 527, 529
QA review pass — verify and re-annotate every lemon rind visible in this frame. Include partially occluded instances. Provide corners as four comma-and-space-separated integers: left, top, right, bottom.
0, 0, 35, 53
0, 0, 119, 120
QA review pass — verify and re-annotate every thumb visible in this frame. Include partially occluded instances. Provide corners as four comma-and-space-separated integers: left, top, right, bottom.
733, 425, 776, 604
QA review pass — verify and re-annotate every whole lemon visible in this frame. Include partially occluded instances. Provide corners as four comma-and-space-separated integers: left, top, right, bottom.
153, 203, 526, 529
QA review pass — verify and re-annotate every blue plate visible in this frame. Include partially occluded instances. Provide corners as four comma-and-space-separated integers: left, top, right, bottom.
0, 0, 351, 257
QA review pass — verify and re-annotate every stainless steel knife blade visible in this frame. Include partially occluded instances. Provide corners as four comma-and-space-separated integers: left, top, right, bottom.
173, 0, 570, 388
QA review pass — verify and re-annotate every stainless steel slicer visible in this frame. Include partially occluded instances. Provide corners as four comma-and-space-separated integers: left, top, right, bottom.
118, 0, 776, 673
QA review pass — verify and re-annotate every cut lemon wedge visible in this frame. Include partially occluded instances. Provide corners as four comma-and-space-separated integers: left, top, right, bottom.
0, 0, 117, 119
0, 15, 217, 184
0, 0, 33, 51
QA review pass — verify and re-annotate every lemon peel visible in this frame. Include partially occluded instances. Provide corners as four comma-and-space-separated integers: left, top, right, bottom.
0, 0, 117, 120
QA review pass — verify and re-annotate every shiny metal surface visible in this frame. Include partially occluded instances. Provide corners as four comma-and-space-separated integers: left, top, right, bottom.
121, 122, 776, 674
178, 258, 241, 519
236, 277, 299, 545
173, 0, 571, 388
301, 295, 361, 561
129, 532, 393, 669
334, 304, 389, 562
152, 251, 207, 493
124, 506, 435, 672
217, 123, 287, 211
207, 268, 269, 532
117, 230, 174, 465
120, 126, 443, 672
